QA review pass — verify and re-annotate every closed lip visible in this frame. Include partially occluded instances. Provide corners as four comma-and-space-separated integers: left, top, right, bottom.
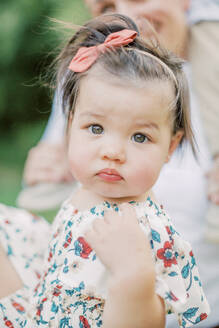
97, 168, 123, 181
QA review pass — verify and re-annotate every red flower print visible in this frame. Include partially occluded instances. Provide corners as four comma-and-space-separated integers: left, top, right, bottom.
48, 251, 53, 262
200, 313, 208, 321
36, 306, 42, 318
3, 317, 14, 328
166, 226, 171, 235
157, 241, 177, 267
74, 237, 92, 259
11, 301, 25, 314
79, 315, 90, 328
189, 250, 194, 257
84, 295, 102, 302
53, 285, 62, 297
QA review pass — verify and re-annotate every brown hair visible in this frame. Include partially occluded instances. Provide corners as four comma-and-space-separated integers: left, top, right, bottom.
54, 13, 195, 153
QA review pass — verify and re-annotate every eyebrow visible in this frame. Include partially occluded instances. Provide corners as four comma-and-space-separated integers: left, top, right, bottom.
134, 122, 159, 130
79, 111, 105, 119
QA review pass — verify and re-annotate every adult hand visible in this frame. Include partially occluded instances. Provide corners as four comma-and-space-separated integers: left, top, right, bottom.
23, 142, 74, 186
207, 156, 219, 205
85, 203, 154, 278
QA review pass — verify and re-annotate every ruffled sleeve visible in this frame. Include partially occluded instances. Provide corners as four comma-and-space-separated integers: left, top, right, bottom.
141, 200, 210, 327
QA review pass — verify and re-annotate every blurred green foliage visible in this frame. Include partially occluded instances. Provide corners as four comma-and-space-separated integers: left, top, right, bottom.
0, 0, 90, 130
0, 0, 90, 219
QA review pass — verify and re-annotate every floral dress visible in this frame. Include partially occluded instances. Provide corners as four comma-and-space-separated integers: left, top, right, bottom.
0, 198, 210, 328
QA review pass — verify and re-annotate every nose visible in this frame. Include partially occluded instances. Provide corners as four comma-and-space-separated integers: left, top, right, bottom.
100, 137, 126, 164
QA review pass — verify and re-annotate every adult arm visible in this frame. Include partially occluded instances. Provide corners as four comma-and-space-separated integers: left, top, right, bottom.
23, 92, 73, 185
23, 141, 73, 185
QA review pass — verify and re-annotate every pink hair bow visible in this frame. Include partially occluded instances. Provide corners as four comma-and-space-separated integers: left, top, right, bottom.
69, 29, 137, 73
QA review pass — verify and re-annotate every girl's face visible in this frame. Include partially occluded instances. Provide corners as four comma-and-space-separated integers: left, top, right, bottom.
68, 73, 182, 202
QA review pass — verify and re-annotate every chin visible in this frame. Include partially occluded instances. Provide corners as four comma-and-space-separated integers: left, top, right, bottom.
96, 187, 141, 202
98, 191, 126, 200
95, 186, 128, 200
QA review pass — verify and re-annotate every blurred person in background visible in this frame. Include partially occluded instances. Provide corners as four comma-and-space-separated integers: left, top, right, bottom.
18, 2, 219, 327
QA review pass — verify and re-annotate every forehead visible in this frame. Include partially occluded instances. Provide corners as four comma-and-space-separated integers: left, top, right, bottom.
75, 72, 175, 123
85, 0, 184, 10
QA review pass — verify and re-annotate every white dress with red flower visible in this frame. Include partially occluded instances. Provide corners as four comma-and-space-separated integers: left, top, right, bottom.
0, 198, 209, 327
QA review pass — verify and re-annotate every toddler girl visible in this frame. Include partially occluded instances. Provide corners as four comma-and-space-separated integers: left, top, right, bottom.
0, 14, 209, 328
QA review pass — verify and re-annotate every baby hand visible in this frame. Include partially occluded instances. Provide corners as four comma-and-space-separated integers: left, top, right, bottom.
85, 203, 154, 279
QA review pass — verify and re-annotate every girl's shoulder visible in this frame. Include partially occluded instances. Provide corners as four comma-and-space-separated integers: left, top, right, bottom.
135, 199, 210, 328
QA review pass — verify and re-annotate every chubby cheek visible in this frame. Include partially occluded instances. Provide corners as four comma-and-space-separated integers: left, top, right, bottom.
67, 140, 89, 183
128, 155, 165, 192
68, 156, 84, 183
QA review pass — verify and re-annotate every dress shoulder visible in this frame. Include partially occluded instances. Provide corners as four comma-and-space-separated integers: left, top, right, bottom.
139, 199, 210, 328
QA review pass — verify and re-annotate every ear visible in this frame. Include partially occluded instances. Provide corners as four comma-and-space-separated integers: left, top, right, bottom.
166, 130, 184, 162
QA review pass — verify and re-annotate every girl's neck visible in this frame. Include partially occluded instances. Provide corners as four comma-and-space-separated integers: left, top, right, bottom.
70, 185, 155, 212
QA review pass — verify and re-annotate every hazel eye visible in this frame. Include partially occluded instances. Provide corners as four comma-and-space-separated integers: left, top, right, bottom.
88, 124, 104, 135
132, 133, 148, 143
